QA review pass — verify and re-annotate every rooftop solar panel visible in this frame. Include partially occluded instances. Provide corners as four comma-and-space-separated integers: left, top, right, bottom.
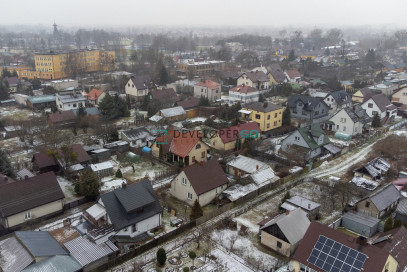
307, 235, 367, 272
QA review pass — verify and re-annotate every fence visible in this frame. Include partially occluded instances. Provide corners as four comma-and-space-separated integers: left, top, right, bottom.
63, 197, 87, 210
329, 218, 342, 229
195, 202, 234, 225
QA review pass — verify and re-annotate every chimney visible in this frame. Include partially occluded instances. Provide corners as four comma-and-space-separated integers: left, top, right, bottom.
263, 102, 268, 108
256, 165, 259, 170
308, 203, 311, 209
122, 182, 127, 188
24, 175, 29, 180
285, 210, 290, 215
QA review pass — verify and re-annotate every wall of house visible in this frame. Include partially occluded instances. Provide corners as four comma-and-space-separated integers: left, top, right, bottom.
260, 230, 295, 257
243, 108, 283, 132
329, 109, 360, 136
392, 88, 407, 106
228, 91, 260, 103
5, 199, 63, 228
352, 91, 364, 103
356, 199, 379, 218
281, 131, 309, 152
56, 97, 86, 111
362, 98, 386, 119
184, 141, 210, 165
210, 134, 236, 151
193, 86, 221, 102
382, 255, 398, 272
237, 75, 254, 88
115, 213, 161, 237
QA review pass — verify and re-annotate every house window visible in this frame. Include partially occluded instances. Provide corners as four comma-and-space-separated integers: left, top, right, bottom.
132, 224, 137, 233
277, 241, 282, 248
368, 103, 373, 108
24, 211, 31, 220
201, 151, 205, 158
187, 192, 193, 200
274, 113, 277, 118
274, 121, 277, 126
267, 124, 270, 128
132, 84, 134, 87
182, 177, 187, 185
343, 126, 346, 131
255, 114, 261, 119
267, 115, 270, 120
365, 201, 370, 208
192, 156, 196, 162
73, 103, 77, 108
295, 136, 300, 142
128, 83, 130, 87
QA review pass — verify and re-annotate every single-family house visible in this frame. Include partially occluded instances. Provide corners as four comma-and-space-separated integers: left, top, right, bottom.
391, 87, 407, 109
26, 95, 56, 110
237, 70, 269, 90
352, 87, 374, 104
125, 75, 153, 101
323, 90, 352, 111
341, 211, 380, 238
281, 123, 337, 161
121, 127, 153, 148
325, 106, 372, 136
151, 130, 210, 167
291, 221, 399, 272
288, 95, 330, 123
0, 172, 65, 232
260, 208, 310, 257
285, 69, 301, 83
355, 183, 400, 219
175, 97, 200, 118
361, 93, 397, 121
170, 160, 229, 206
395, 198, 407, 224
210, 122, 260, 151
148, 88, 180, 108
99, 180, 163, 238
280, 195, 321, 219
226, 154, 271, 178
56, 92, 86, 111
157, 106, 186, 120
193, 80, 221, 102
240, 102, 283, 132
268, 63, 286, 86
85, 88, 106, 105
228, 84, 259, 104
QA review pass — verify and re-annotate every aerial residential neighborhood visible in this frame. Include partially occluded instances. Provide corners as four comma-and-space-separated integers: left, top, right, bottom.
1, 2, 407, 272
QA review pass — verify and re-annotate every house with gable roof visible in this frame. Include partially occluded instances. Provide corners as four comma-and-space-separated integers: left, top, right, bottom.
148, 88, 180, 108
325, 105, 372, 136
259, 208, 310, 257
361, 93, 397, 121
281, 123, 339, 160
285, 69, 302, 83
85, 88, 106, 106
170, 160, 229, 206
193, 80, 221, 102
288, 95, 330, 123
210, 122, 260, 151
352, 87, 374, 104
268, 63, 286, 86
151, 130, 210, 166
323, 90, 352, 111
125, 75, 154, 101
237, 70, 269, 90
228, 84, 259, 103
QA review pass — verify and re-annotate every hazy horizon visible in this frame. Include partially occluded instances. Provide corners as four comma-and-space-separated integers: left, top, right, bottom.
1, 0, 407, 30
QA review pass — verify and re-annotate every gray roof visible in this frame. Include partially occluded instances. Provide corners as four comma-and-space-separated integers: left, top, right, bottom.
159, 106, 186, 118
288, 94, 328, 112
15, 231, 68, 257
342, 212, 380, 228
326, 90, 351, 106
100, 180, 163, 230
243, 101, 282, 113
286, 195, 321, 211
0, 236, 34, 272
129, 75, 151, 90
369, 184, 400, 211
72, 107, 100, 116
261, 208, 310, 245
56, 93, 86, 103
22, 256, 82, 272
396, 197, 407, 216
64, 237, 118, 267
121, 127, 152, 141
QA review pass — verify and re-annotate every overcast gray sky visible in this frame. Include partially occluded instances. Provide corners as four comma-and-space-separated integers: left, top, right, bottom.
1, 0, 407, 28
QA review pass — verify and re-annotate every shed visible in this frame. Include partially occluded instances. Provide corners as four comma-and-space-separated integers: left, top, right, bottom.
334, 131, 352, 141
342, 211, 380, 237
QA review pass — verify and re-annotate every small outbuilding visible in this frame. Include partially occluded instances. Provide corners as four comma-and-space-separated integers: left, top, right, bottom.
342, 211, 380, 237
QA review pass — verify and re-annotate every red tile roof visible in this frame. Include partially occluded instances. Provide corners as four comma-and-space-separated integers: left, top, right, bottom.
229, 85, 257, 94
292, 222, 390, 272
195, 80, 221, 90
87, 89, 104, 101
48, 111, 76, 124
183, 160, 229, 195
155, 130, 204, 158
217, 122, 260, 144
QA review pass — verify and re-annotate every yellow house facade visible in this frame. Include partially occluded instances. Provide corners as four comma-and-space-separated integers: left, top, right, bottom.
20, 49, 115, 80
241, 102, 283, 132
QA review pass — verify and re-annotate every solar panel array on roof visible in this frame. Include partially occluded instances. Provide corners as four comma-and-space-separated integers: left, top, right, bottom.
307, 235, 367, 272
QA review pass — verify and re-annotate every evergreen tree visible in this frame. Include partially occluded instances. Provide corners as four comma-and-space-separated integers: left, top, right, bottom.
324, 48, 330, 56
159, 65, 169, 85
279, 191, 291, 210
0, 149, 16, 178
190, 199, 203, 220
98, 94, 130, 119
393, 219, 402, 229
115, 169, 123, 178
75, 170, 100, 200
282, 106, 291, 126
0, 81, 9, 100
288, 49, 296, 61
372, 112, 381, 128
141, 94, 150, 111
156, 248, 167, 266
384, 217, 394, 232
199, 96, 210, 106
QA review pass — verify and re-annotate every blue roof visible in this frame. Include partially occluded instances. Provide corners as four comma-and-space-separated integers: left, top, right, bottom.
15, 231, 68, 257
27, 95, 56, 104
22, 255, 82, 272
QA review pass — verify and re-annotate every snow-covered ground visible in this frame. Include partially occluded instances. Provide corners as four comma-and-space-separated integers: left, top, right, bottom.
57, 176, 81, 202
100, 177, 127, 192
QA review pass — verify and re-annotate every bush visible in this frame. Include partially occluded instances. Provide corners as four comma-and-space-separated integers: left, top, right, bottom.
115, 169, 123, 178
190, 200, 203, 220
189, 251, 197, 260
183, 267, 189, 272
156, 248, 167, 266
384, 217, 394, 232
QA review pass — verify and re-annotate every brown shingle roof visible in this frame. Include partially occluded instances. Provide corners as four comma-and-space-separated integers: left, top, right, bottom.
375, 226, 407, 271
368, 93, 393, 112
285, 69, 301, 79
175, 97, 200, 110
48, 111, 76, 124
130, 75, 151, 90
33, 144, 91, 169
155, 130, 204, 158
0, 171, 65, 217
242, 71, 269, 82
183, 160, 229, 195
87, 89, 104, 101
150, 88, 180, 104
292, 222, 390, 272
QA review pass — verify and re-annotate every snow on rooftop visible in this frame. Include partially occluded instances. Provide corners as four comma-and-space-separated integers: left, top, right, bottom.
350, 176, 379, 190
227, 155, 268, 174
90, 161, 113, 172
85, 203, 106, 221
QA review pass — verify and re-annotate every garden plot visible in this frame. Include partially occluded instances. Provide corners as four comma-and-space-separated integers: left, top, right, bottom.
0, 137, 35, 166
0, 106, 41, 121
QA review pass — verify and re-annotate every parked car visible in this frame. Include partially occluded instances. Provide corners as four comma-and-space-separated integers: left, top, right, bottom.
170, 218, 183, 227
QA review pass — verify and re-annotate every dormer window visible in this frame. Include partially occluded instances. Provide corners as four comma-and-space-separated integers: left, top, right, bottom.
196, 144, 201, 149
